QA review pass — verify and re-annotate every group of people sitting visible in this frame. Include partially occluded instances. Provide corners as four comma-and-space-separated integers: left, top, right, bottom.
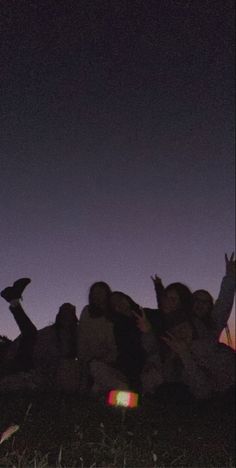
0, 253, 235, 400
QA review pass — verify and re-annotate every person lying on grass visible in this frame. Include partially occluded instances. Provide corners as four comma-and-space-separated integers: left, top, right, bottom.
0, 278, 37, 380
0, 278, 79, 391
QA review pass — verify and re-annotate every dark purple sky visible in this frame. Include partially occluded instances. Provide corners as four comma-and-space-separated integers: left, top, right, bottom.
1, 0, 235, 342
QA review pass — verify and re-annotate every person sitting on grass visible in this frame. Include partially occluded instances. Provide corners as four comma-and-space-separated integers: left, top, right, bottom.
135, 304, 236, 400
192, 252, 235, 344
89, 291, 150, 394
151, 281, 194, 337
151, 253, 235, 346
89, 290, 164, 394
139, 282, 193, 395
77, 282, 118, 393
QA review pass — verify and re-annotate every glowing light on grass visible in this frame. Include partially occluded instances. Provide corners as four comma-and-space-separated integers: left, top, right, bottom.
107, 390, 139, 408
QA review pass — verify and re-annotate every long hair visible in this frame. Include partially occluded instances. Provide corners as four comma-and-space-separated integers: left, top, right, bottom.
110, 291, 141, 318
193, 289, 214, 329
164, 282, 193, 315
193, 289, 214, 308
54, 303, 78, 358
110, 291, 146, 391
55, 303, 78, 328
159, 283, 195, 363
88, 281, 112, 318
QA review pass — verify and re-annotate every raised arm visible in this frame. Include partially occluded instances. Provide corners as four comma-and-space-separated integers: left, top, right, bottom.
151, 275, 165, 308
211, 252, 235, 338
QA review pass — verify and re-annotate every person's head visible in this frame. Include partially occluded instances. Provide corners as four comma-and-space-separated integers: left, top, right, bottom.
110, 291, 140, 318
162, 283, 193, 315
169, 321, 194, 346
192, 290, 214, 319
88, 281, 112, 317
164, 310, 197, 347
55, 303, 78, 329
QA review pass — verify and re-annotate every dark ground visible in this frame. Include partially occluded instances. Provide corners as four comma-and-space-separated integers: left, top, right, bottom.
0, 390, 235, 467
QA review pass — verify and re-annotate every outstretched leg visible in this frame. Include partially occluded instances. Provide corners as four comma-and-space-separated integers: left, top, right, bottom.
1, 277, 36, 337
1, 278, 37, 374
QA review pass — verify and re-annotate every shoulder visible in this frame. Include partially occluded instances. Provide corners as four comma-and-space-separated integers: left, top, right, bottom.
37, 325, 55, 335
36, 325, 56, 343
79, 306, 90, 319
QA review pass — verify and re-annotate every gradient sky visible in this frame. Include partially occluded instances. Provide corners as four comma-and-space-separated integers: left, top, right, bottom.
0, 1, 235, 344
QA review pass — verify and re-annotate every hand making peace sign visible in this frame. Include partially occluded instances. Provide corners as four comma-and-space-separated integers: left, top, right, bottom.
225, 252, 235, 277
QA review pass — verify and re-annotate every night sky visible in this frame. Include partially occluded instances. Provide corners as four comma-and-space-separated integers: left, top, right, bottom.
1, 1, 235, 344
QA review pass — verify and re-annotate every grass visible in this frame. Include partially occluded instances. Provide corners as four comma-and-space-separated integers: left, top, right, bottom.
0, 390, 235, 467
